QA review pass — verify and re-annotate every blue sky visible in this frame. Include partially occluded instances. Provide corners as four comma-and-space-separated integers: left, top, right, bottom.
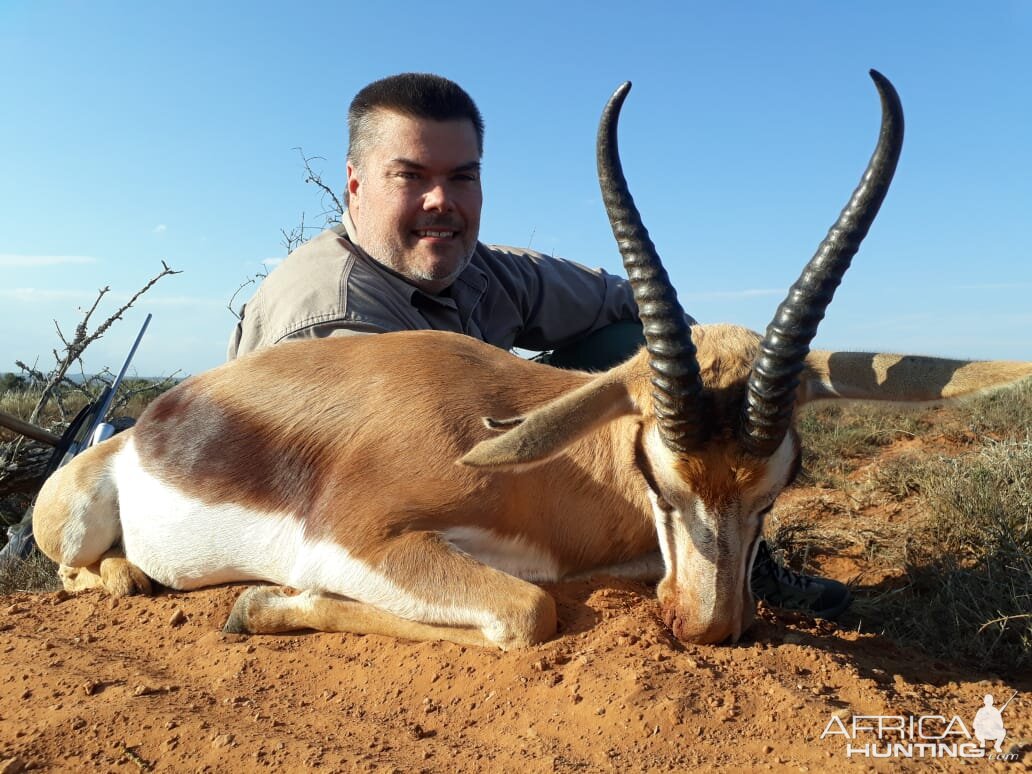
2, 1, 1030, 376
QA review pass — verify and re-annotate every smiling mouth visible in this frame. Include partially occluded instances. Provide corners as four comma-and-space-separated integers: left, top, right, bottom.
414, 229, 458, 239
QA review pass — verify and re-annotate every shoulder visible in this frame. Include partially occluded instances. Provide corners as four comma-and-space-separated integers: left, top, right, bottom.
252, 229, 356, 321
237, 228, 374, 349
479, 243, 556, 263
466, 243, 563, 283
241, 227, 447, 348
478, 243, 617, 277
470, 243, 627, 292
263, 228, 355, 289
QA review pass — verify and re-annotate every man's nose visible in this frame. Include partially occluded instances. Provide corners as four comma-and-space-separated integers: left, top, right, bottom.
422, 182, 452, 211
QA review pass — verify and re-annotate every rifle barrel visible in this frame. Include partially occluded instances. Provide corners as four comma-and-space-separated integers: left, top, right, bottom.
999, 690, 1018, 713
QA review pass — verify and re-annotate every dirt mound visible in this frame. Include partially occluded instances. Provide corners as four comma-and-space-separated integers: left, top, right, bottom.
1, 574, 1028, 772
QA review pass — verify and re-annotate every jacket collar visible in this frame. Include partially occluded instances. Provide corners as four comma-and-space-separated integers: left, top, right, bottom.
340, 210, 488, 310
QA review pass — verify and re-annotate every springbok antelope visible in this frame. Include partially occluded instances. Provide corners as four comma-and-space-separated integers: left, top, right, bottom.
32, 71, 1032, 648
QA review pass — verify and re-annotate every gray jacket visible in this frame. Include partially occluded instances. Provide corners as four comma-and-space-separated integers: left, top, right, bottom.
228, 214, 641, 359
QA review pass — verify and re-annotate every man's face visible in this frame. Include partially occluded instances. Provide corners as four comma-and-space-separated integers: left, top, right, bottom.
347, 110, 483, 294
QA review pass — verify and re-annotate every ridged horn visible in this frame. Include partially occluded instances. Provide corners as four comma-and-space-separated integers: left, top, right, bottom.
597, 82, 706, 454
741, 70, 905, 457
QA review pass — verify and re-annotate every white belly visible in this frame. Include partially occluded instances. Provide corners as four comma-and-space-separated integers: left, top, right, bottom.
113, 438, 305, 589
110, 440, 478, 627
443, 526, 561, 582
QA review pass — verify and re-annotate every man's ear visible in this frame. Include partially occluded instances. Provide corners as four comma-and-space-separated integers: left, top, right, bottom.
346, 161, 360, 201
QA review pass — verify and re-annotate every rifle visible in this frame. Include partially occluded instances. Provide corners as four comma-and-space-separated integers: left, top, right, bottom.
1, 314, 152, 560
999, 691, 1018, 714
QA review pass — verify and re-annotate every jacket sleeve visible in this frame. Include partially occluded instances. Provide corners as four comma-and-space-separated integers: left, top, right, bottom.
483, 246, 638, 351
492, 246, 698, 351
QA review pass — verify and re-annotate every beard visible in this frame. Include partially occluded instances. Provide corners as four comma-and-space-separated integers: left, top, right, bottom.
360, 217, 478, 291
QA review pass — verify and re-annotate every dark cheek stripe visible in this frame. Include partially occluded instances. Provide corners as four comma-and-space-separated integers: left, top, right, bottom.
633, 424, 664, 497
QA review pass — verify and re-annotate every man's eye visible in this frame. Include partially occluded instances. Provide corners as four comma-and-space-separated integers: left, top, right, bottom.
393, 171, 419, 180
453, 173, 478, 182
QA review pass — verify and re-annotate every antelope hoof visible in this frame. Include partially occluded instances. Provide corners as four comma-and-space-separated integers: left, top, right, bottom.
491, 587, 558, 650
100, 557, 153, 597
223, 586, 280, 634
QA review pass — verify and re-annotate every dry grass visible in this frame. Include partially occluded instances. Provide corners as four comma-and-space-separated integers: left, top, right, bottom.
780, 381, 1032, 673
891, 440, 1032, 668
0, 548, 61, 594
869, 452, 929, 501
965, 377, 1032, 436
794, 403, 932, 487
1, 379, 166, 434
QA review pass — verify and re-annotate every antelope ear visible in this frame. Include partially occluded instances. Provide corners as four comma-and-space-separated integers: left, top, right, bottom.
800, 350, 1032, 406
460, 376, 637, 470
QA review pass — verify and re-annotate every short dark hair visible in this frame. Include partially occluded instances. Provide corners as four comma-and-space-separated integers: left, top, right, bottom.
347, 73, 485, 169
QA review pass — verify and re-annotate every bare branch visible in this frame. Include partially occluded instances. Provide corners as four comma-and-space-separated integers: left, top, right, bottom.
294, 148, 344, 221
978, 612, 1032, 633
280, 211, 308, 255
26, 262, 181, 425
14, 361, 47, 386
87, 263, 180, 346
54, 320, 71, 349
227, 146, 341, 320
228, 275, 261, 321
109, 371, 182, 414
73, 287, 110, 345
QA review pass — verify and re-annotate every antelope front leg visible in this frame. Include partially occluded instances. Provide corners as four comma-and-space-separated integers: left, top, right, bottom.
223, 531, 557, 650
225, 588, 516, 648
58, 548, 153, 597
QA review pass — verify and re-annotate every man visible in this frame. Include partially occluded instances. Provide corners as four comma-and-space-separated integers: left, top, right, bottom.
229, 72, 850, 620
228, 75, 640, 364
973, 694, 1008, 753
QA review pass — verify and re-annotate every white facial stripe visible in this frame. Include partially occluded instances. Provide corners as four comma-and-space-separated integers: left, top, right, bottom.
112, 439, 499, 632
638, 427, 798, 642
442, 526, 560, 582
646, 488, 718, 618
743, 431, 798, 512
744, 533, 763, 605
646, 489, 676, 575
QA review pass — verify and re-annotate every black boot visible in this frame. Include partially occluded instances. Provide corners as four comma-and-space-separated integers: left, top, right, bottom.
750, 541, 852, 619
